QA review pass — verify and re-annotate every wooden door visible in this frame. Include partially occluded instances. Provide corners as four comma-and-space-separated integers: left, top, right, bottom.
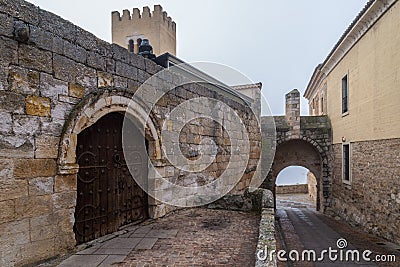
74, 112, 148, 244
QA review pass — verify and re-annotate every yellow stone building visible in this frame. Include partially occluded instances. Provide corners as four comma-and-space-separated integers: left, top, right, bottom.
305, 0, 400, 244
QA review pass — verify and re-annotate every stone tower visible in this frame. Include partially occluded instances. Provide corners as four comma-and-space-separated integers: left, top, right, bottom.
112, 5, 176, 56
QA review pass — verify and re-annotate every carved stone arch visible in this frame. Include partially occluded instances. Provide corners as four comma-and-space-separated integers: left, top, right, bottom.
57, 90, 162, 175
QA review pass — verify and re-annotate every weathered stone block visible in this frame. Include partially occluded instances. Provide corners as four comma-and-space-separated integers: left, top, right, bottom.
106, 58, 115, 73
54, 232, 75, 253
76, 65, 97, 88
0, 179, 28, 201
53, 54, 77, 82
30, 223, 56, 242
115, 61, 137, 79
0, 0, 39, 25
0, 200, 15, 223
54, 174, 77, 193
58, 94, 79, 105
29, 25, 54, 51
127, 79, 139, 92
111, 43, 131, 64
40, 73, 68, 99
87, 51, 106, 71
28, 177, 54, 196
52, 191, 77, 209
98, 71, 114, 88
14, 159, 56, 179
0, 13, 13, 37
0, 91, 25, 114
52, 35, 64, 54
68, 83, 85, 98
54, 208, 74, 232
95, 38, 112, 58
30, 213, 54, 229
138, 69, 151, 83
0, 111, 12, 134
63, 41, 87, 64
0, 218, 30, 248
8, 66, 39, 95
18, 44, 52, 73
114, 76, 128, 88
0, 159, 13, 180
0, 62, 8, 90
129, 52, 145, 70
51, 101, 73, 120
15, 195, 53, 219
35, 135, 59, 159
16, 239, 55, 266
75, 27, 97, 50
12, 115, 40, 136
26, 95, 51, 117
40, 117, 65, 137
38, 8, 76, 41
0, 37, 18, 65
0, 134, 34, 158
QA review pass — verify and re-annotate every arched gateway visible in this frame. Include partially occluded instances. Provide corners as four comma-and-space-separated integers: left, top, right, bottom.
261, 89, 332, 211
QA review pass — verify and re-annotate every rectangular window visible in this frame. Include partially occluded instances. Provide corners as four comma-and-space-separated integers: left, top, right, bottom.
321, 96, 324, 114
342, 75, 348, 114
342, 143, 351, 183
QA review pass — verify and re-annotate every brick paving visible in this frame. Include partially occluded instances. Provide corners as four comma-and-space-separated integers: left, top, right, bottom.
120, 208, 260, 267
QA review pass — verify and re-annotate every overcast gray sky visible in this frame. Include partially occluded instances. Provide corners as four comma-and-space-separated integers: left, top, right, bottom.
27, 0, 367, 115
26, 0, 368, 185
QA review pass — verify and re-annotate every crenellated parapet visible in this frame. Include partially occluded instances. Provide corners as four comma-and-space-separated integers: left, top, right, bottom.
112, 5, 177, 56
112, 5, 176, 32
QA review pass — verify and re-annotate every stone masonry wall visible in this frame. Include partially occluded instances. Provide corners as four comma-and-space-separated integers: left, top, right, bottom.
0, 0, 261, 266
307, 171, 317, 203
331, 139, 400, 245
276, 184, 308, 194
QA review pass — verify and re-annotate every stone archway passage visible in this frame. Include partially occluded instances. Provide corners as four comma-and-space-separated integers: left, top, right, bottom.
74, 112, 148, 244
263, 138, 328, 211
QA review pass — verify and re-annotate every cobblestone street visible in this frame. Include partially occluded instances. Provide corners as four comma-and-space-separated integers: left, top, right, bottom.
56, 208, 260, 267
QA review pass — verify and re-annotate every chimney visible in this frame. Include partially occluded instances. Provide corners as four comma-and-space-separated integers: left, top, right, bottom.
285, 89, 300, 137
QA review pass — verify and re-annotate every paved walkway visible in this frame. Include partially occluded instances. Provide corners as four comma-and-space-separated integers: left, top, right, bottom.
56, 208, 260, 267
276, 194, 400, 267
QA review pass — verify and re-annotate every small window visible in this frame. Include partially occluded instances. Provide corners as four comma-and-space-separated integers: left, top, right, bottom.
342, 143, 351, 183
128, 39, 134, 53
312, 99, 315, 114
342, 75, 348, 114
321, 95, 324, 114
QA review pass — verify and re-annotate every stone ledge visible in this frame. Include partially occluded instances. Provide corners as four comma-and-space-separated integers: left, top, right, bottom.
255, 208, 277, 267
206, 188, 274, 212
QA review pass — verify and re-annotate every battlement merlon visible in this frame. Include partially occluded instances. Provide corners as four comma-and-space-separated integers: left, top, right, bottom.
111, 5, 176, 32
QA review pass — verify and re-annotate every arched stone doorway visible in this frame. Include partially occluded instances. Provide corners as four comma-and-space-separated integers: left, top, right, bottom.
264, 138, 329, 211
74, 112, 148, 244
57, 90, 163, 245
